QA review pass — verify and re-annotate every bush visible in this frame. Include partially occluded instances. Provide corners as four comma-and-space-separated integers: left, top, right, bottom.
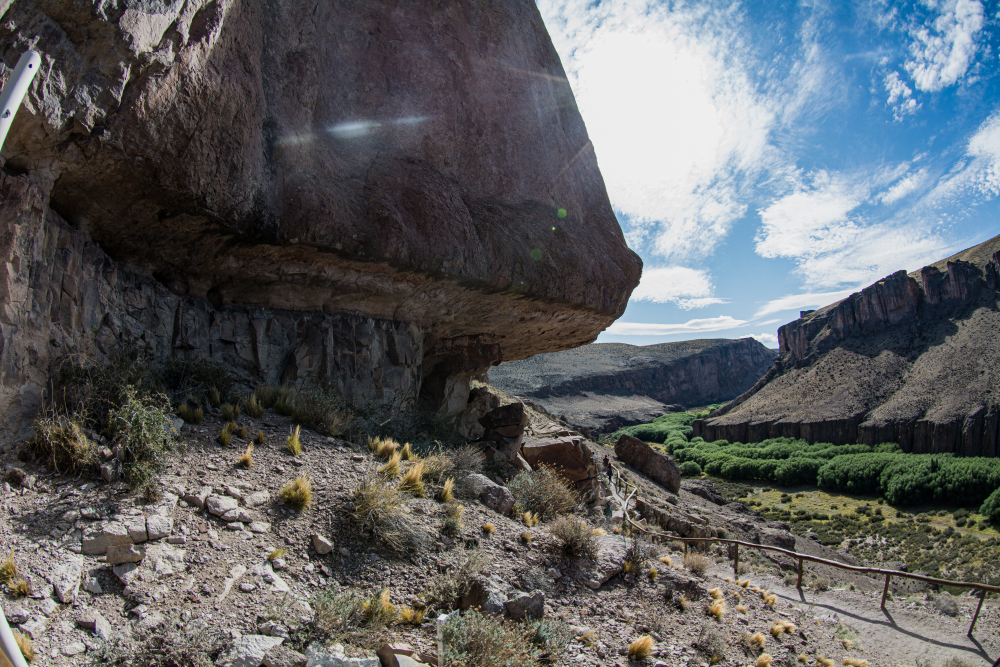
980, 487, 1000, 522
280, 475, 312, 511
351, 473, 423, 552
440, 609, 540, 667
108, 388, 176, 490
507, 467, 577, 520
292, 386, 354, 436
684, 552, 711, 576
26, 414, 95, 473
549, 517, 598, 558
527, 618, 573, 661
311, 587, 397, 647
423, 549, 487, 611
679, 461, 702, 477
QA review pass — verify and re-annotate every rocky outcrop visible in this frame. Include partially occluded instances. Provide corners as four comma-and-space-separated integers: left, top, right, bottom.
695, 235, 1000, 455
0, 0, 640, 433
614, 434, 681, 493
489, 338, 777, 435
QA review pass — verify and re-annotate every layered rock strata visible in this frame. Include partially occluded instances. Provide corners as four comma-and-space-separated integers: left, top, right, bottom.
489, 338, 778, 435
694, 235, 1000, 455
0, 0, 640, 433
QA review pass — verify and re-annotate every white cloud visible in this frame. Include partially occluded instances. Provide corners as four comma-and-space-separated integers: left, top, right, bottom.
606, 316, 747, 336
743, 333, 779, 348
537, 0, 781, 261
755, 170, 952, 288
879, 169, 928, 204
919, 109, 1000, 204
884, 71, 920, 120
904, 0, 985, 92
967, 111, 1000, 196
753, 289, 860, 319
629, 267, 725, 309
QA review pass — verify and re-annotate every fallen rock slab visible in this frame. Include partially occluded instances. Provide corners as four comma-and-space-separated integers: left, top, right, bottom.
217, 634, 285, 667
581, 535, 628, 590
106, 544, 145, 566
504, 590, 544, 620
614, 434, 681, 493
304, 642, 380, 666
263, 644, 307, 667
49, 554, 84, 604
464, 473, 515, 515
206, 495, 239, 517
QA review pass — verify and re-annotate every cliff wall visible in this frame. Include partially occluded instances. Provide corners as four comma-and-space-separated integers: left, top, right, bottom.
490, 338, 777, 435
0, 0, 641, 430
694, 235, 1000, 456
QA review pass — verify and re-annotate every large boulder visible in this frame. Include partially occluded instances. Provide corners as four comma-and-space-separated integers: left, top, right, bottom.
0, 0, 641, 429
614, 434, 682, 493
479, 403, 527, 459
521, 433, 596, 483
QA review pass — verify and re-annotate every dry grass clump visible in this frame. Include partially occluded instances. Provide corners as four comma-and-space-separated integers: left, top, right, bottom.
708, 587, 723, 599
628, 635, 654, 659
380, 451, 402, 477
550, 517, 598, 558
660, 555, 672, 567
507, 466, 578, 520
287, 424, 302, 456
254, 430, 266, 445
678, 594, 689, 611
27, 415, 94, 473
578, 629, 598, 646
280, 475, 312, 511
351, 473, 423, 553
799, 655, 809, 664
0, 549, 16, 584
178, 403, 203, 424
707, 598, 726, 620
254, 385, 276, 408
246, 394, 265, 418
648, 567, 658, 580
522, 511, 540, 527
736, 604, 747, 614
482, 522, 496, 535
369, 436, 399, 460
267, 548, 286, 562
738, 578, 750, 587
237, 424, 248, 439
770, 621, 796, 637
817, 658, 834, 667
399, 442, 416, 461
748, 632, 766, 649
685, 551, 711, 575
238, 443, 253, 468
14, 630, 35, 662
520, 531, 533, 543
217, 424, 232, 447
291, 387, 354, 436
208, 386, 222, 407
398, 605, 424, 626
220, 403, 238, 421
398, 461, 426, 497
273, 386, 295, 416
439, 608, 540, 667
443, 502, 464, 537
623, 560, 639, 574
422, 453, 454, 482
763, 593, 777, 608
757, 655, 773, 667
591, 527, 606, 536
438, 477, 455, 502
9, 576, 31, 597
843, 660, 867, 667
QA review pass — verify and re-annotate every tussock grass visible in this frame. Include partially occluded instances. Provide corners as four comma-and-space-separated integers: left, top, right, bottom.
748, 632, 766, 648
398, 461, 426, 497
246, 394, 265, 418
482, 522, 496, 535
237, 424, 248, 439
14, 630, 34, 662
254, 385, 276, 408
9, 577, 30, 597
843, 660, 867, 667
660, 555, 672, 567
578, 629, 598, 646
208, 386, 221, 407
770, 621, 796, 637
280, 475, 312, 511
736, 604, 748, 614
217, 425, 232, 447
818, 658, 834, 667
351, 473, 423, 553
623, 560, 639, 574
27, 415, 94, 473
238, 443, 253, 468
685, 552, 711, 575
178, 403, 203, 424
628, 635, 654, 659
421, 453, 454, 482
520, 531, 532, 543
798, 655, 809, 664
220, 403, 238, 421
368, 436, 399, 460
380, 451, 402, 477
399, 442, 416, 461
738, 579, 750, 587
522, 511, 539, 527
708, 587, 723, 599
757, 655, 773, 667
443, 502, 464, 537
438, 477, 455, 503
647, 567, 658, 580
267, 548, 286, 562
254, 430, 266, 445
0, 549, 16, 584
678, 594, 689, 611
708, 598, 726, 620
287, 424, 302, 456
591, 527, 606, 536
398, 605, 424, 626
763, 593, 777, 608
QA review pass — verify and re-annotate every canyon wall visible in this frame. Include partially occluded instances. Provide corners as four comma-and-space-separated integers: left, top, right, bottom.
694, 235, 1000, 456
0, 0, 641, 434
489, 338, 778, 435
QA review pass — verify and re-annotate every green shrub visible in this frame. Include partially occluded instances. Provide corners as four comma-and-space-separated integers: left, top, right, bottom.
507, 467, 577, 520
980, 488, 1000, 522
107, 388, 176, 490
679, 461, 702, 476
440, 609, 540, 667
549, 517, 598, 558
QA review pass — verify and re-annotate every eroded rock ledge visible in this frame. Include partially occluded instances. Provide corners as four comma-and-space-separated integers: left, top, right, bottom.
0, 0, 641, 430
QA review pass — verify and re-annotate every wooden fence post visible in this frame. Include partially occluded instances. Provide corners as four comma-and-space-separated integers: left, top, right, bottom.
797, 558, 803, 589
733, 543, 739, 576
969, 588, 986, 636
881, 574, 892, 609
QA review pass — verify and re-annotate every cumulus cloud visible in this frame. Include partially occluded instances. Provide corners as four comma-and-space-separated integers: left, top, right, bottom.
629, 267, 725, 309
537, 0, 781, 261
743, 332, 779, 348
967, 111, 1000, 196
904, 0, 984, 92
755, 170, 952, 288
884, 71, 920, 120
606, 316, 747, 336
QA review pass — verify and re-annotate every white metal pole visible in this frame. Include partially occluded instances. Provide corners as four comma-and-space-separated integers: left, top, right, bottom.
0, 608, 29, 667
0, 50, 41, 153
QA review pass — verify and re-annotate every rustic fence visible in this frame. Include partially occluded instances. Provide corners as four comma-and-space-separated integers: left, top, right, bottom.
607, 464, 997, 636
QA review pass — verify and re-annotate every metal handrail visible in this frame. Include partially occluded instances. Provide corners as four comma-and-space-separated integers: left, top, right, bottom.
607, 463, 993, 636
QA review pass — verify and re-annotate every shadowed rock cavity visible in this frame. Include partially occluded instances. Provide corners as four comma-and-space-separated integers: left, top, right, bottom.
0, 0, 641, 427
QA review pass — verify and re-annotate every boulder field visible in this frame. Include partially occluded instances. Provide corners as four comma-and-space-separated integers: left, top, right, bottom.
0, 0, 640, 435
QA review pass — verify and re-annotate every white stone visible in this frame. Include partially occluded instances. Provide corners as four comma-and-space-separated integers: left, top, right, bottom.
19, 615, 47, 639
106, 543, 145, 566
83, 576, 103, 594
124, 515, 148, 543
217, 634, 285, 667
206, 494, 239, 516
49, 554, 84, 604
112, 562, 140, 585
248, 521, 271, 534
305, 643, 380, 666
146, 515, 173, 540
181, 485, 213, 509
217, 564, 247, 602
244, 491, 271, 507
222, 508, 253, 523
38, 598, 58, 616
312, 534, 335, 555
82, 521, 131, 555
62, 641, 86, 656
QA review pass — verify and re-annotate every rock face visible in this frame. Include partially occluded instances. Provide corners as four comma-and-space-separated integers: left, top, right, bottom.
488, 339, 777, 435
694, 235, 1000, 455
614, 434, 681, 493
0, 0, 640, 435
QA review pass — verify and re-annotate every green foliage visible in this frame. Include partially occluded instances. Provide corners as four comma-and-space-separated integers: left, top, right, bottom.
679, 461, 702, 476
980, 487, 1000, 522
507, 467, 578, 520
107, 388, 176, 490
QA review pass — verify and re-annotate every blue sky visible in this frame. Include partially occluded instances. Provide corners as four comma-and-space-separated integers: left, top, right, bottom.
536, 0, 1000, 348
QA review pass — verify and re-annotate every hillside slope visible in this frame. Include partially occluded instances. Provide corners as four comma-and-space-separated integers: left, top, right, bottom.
695, 234, 1000, 455
489, 338, 777, 435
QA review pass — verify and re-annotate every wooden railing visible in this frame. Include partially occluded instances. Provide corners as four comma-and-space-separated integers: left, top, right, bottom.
606, 464, 996, 636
